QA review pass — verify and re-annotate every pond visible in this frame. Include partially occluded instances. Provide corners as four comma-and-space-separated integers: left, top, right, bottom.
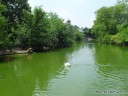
0, 42, 128, 96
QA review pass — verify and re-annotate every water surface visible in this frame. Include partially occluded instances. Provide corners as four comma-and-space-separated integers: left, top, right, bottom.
0, 42, 127, 96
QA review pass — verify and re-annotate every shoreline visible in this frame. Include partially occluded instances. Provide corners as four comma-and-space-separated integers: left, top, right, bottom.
0, 48, 33, 56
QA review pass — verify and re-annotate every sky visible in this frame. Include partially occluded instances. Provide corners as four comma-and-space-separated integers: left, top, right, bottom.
28, 0, 117, 28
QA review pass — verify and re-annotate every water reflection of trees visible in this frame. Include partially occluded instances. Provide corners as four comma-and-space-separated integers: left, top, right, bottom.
0, 42, 85, 96
94, 44, 128, 69
94, 44, 128, 91
0, 55, 16, 63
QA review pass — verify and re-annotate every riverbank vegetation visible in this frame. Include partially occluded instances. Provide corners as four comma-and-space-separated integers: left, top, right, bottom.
83, 27, 95, 39
0, 0, 84, 53
92, 0, 128, 45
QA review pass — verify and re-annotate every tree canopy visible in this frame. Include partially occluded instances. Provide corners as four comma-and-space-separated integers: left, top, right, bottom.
0, 1, 84, 51
92, 3, 128, 45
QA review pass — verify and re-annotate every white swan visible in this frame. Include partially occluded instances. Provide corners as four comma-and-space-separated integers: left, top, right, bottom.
64, 62, 71, 67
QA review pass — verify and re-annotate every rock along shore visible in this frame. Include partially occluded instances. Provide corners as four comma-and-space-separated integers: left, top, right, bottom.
0, 48, 33, 56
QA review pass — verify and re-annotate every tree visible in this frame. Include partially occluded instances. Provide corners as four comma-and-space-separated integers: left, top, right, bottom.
14, 9, 33, 49
1, 0, 30, 25
0, 3, 11, 50
0, 2, 84, 51
30, 7, 49, 50
0, 0, 31, 45
47, 13, 76, 48
83, 27, 95, 38
74, 28, 84, 41
57, 20, 75, 48
92, 4, 128, 44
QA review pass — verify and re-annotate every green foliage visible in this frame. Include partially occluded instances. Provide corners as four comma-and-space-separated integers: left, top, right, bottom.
111, 23, 128, 45
15, 23, 31, 48
56, 22, 74, 48
0, 0, 31, 47
1, 0, 30, 24
83, 27, 95, 39
92, 3, 128, 45
14, 10, 33, 49
47, 13, 83, 48
92, 6, 118, 36
0, 1, 84, 51
47, 13, 62, 48
30, 7, 49, 50
102, 34, 112, 44
0, 3, 11, 50
75, 32, 84, 41
73, 27, 84, 41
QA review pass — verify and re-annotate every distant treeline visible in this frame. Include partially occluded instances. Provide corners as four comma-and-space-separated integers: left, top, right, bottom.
0, 0, 84, 51
92, 1, 128, 45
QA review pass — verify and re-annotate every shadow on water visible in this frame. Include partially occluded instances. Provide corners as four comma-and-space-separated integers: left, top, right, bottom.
0, 56, 16, 64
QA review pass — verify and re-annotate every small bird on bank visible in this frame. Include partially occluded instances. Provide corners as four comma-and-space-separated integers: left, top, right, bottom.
64, 62, 71, 67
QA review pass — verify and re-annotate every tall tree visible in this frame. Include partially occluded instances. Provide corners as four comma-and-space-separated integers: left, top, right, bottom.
0, 3, 10, 50
1, 0, 30, 25
30, 7, 50, 50
0, 0, 30, 44
92, 3, 128, 45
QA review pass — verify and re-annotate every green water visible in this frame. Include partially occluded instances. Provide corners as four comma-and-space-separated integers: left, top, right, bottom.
0, 42, 128, 96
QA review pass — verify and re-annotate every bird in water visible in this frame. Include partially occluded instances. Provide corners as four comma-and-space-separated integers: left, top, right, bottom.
64, 62, 71, 67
